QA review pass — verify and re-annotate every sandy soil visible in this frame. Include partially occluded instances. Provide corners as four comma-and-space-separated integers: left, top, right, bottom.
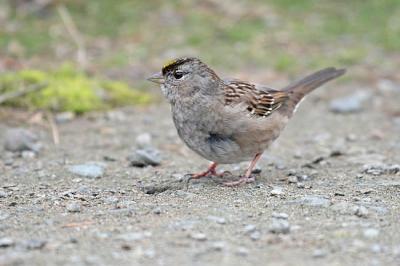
1, 82, 400, 266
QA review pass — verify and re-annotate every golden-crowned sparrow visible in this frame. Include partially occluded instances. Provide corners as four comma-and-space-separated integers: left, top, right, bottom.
148, 57, 345, 186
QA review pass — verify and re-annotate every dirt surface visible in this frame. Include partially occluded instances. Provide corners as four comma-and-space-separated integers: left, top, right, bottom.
1, 83, 400, 266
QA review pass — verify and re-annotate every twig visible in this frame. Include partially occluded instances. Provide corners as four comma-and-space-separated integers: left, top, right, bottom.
0, 82, 48, 104
46, 112, 60, 146
61, 220, 94, 228
57, 5, 88, 69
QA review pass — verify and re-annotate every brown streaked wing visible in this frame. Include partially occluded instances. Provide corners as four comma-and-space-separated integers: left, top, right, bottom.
224, 80, 289, 117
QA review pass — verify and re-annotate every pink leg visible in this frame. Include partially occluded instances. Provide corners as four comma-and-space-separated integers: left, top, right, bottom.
224, 153, 263, 186
190, 162, 220, 179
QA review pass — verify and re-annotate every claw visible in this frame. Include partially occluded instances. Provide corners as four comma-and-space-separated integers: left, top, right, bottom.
223, 175, 256, 187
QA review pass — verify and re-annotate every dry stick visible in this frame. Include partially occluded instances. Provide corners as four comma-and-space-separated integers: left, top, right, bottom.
46, 112, 60, 146
57, 5, 88, 69
0, 82, 48, 104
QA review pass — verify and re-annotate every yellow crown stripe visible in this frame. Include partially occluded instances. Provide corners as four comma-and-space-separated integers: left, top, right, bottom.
163, 59, 179, 70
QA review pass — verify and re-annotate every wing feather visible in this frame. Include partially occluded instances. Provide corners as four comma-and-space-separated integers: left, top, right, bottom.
224, 80, 289, 117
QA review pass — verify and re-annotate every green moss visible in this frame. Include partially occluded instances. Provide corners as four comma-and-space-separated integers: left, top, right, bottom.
0, 63, 152, 113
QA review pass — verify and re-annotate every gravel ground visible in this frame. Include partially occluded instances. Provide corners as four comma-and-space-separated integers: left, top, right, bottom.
0, 82, 400, 266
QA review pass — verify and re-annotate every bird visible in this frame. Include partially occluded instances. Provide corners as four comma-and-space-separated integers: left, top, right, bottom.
148, 57, 345, 186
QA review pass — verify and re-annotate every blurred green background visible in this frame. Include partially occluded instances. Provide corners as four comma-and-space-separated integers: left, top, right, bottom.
1, 0, 399, 112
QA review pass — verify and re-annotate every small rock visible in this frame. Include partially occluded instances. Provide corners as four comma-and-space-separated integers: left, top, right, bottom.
270, 187, 284, 196
298, 174, 310, 182
334, 191, 345, 196
4, 128, 41, 152
272, 212, 289, 220
105, 110, 126, 121
189, 232, 207, 241
312, 249, 327, 258
103, 155, 117, 162
269, 219, 290, 234
67, 163, 105, 179
104, 196, 119, 205
354, 206, 369, 218
250, 231, 261, 241
210, 241, 226, 251
377, 79, 399, 92
359, 188, 373, 194
117, 232, 151, 241
370, 244, 383, 253
362, 163, 400, 176
251, 166, 262, 174
244, 224, 257, 233
329, 91, 371, 113
330, 201, 354, 215
363, 228, 379, 239
55, 112, 75, 123
207, 215, 226, 224
66, 202, 81, 213
21, 150, 36, 159
20, 239, 46, 250
127, 148, 161, 167
152, 207, 162, 215
0, 190, 7, 198
135, 133, 152, 148
292, 195, 331, 208
296, 182, 305, 189
0, 237, 14, 248
236, 246, 249, 256
0, 211, 10, 221
288, 175, 298, 183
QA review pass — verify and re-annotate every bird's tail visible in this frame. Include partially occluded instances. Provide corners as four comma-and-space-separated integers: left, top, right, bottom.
284, 67, 346, 107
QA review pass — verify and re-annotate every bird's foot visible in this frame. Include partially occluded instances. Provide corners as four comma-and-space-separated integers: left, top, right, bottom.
223, 175, 256, 187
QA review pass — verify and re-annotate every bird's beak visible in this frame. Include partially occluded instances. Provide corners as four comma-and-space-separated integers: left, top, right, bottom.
147, 72, 164, 84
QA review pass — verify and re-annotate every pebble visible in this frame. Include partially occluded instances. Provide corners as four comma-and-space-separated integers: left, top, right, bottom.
296, 182, 305, 189
20, 239, 46, 250
4, 128, 41, 153
66, 202, 81, 213
127, 148, 161, 167
312, 249, 327, 258
207, 215, 226, 224
0, 237, 14, 248
152, 207, 162, 215
370, 244, 383, 253
270, 187, 284, 196
250, 231, 261, 241
135, 133, 152, 148
0, 190, 7, 198
105, 110, 126, 121
329, 91, 371, 113
104, 196, 119, 205
67, 163, 105, 179
0, 211, 10, 221
272, 212, 289, 220
244, 224, 257, 233
117, 232, 151, 241
362, 163, 400, 176
354, 206, 369, 218
330, 201, 354, 215
269, 219, 290, 234
21, 150, 36, 159
288, 175, 298, 183
236, 246, 249, 256
363, 228, 379, 239
293, 195, 331, 208
55, 112, 75, 123
210, 241, 226, 251
189, 232, 207, 241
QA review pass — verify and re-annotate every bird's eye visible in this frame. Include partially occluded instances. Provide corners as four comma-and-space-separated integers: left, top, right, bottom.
173, 70, 184, 79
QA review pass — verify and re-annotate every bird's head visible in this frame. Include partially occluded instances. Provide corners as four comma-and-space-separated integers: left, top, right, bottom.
147, 57, 221, 103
